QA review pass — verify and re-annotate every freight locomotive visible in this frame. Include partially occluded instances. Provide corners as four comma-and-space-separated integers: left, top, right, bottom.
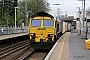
28, 12, 64, 49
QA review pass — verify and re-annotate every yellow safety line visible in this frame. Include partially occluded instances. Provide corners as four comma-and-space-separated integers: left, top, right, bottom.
57, 33, 68, 60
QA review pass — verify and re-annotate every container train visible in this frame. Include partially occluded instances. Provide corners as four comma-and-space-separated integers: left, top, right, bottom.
28, 12, 71, 49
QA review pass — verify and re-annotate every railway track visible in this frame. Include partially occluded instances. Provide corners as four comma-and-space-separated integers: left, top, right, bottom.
26, 50, 49, 60
0, 40, 35, 60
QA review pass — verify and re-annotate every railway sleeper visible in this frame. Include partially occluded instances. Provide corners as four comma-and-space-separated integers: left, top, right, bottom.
16, 48, 35, 60
11, 46, 30, 60
0, 44, 29, 60
0, 41, 29, 56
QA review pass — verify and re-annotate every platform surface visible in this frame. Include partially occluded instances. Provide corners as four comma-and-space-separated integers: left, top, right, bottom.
45, 32, 90, 60
69, 33, 90, 60
0, 32, 29, 40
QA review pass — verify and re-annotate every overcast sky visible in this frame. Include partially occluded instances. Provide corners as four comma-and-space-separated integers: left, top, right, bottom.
48, 0, 90, 18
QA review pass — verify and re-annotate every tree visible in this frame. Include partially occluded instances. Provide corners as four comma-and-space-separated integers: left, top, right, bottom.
0, 0, 51, 26
27, 0, 51, 14
0, 0, 18, 26
0, 1, 2, 18
17, 0, 51, 26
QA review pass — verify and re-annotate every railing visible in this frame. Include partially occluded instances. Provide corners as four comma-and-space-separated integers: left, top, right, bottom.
0, 26, 28, 35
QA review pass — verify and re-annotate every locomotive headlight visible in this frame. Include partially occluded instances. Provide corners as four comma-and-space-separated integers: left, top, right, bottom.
42, 17, 43, 19
30, 34, 33, 36
40, 32, 43, 35
31, 34, 33, 36
30, 33, 36, 37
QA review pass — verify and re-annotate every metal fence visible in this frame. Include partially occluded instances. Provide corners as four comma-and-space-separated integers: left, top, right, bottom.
0, 26, 28, 35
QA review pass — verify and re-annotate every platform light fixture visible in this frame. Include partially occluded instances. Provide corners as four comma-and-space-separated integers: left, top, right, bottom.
78, 0, 88, 39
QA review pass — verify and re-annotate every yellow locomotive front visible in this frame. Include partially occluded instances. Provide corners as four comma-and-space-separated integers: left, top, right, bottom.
29, 12, 56, 49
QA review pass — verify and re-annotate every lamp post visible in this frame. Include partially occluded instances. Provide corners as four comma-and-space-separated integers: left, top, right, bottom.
2, 0, 4, 7
24, 1, 28, 26
80, 0, 87, 39
83, 0, 88, 40
28, 11, 32, 18
78, 0, 86, 39
0, 0, 4, 7
14, 7, 18, 33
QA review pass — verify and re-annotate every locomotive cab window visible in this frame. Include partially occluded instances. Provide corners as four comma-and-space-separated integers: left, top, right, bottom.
31, 19, 41, 26
43, 20, 53, 27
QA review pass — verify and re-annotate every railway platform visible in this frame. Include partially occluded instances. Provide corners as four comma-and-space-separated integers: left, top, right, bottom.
45, 32, 90, 60
0, 32, 29, 40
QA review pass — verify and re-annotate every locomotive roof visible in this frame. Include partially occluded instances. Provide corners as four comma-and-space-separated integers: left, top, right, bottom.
31, 12, 54, 18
